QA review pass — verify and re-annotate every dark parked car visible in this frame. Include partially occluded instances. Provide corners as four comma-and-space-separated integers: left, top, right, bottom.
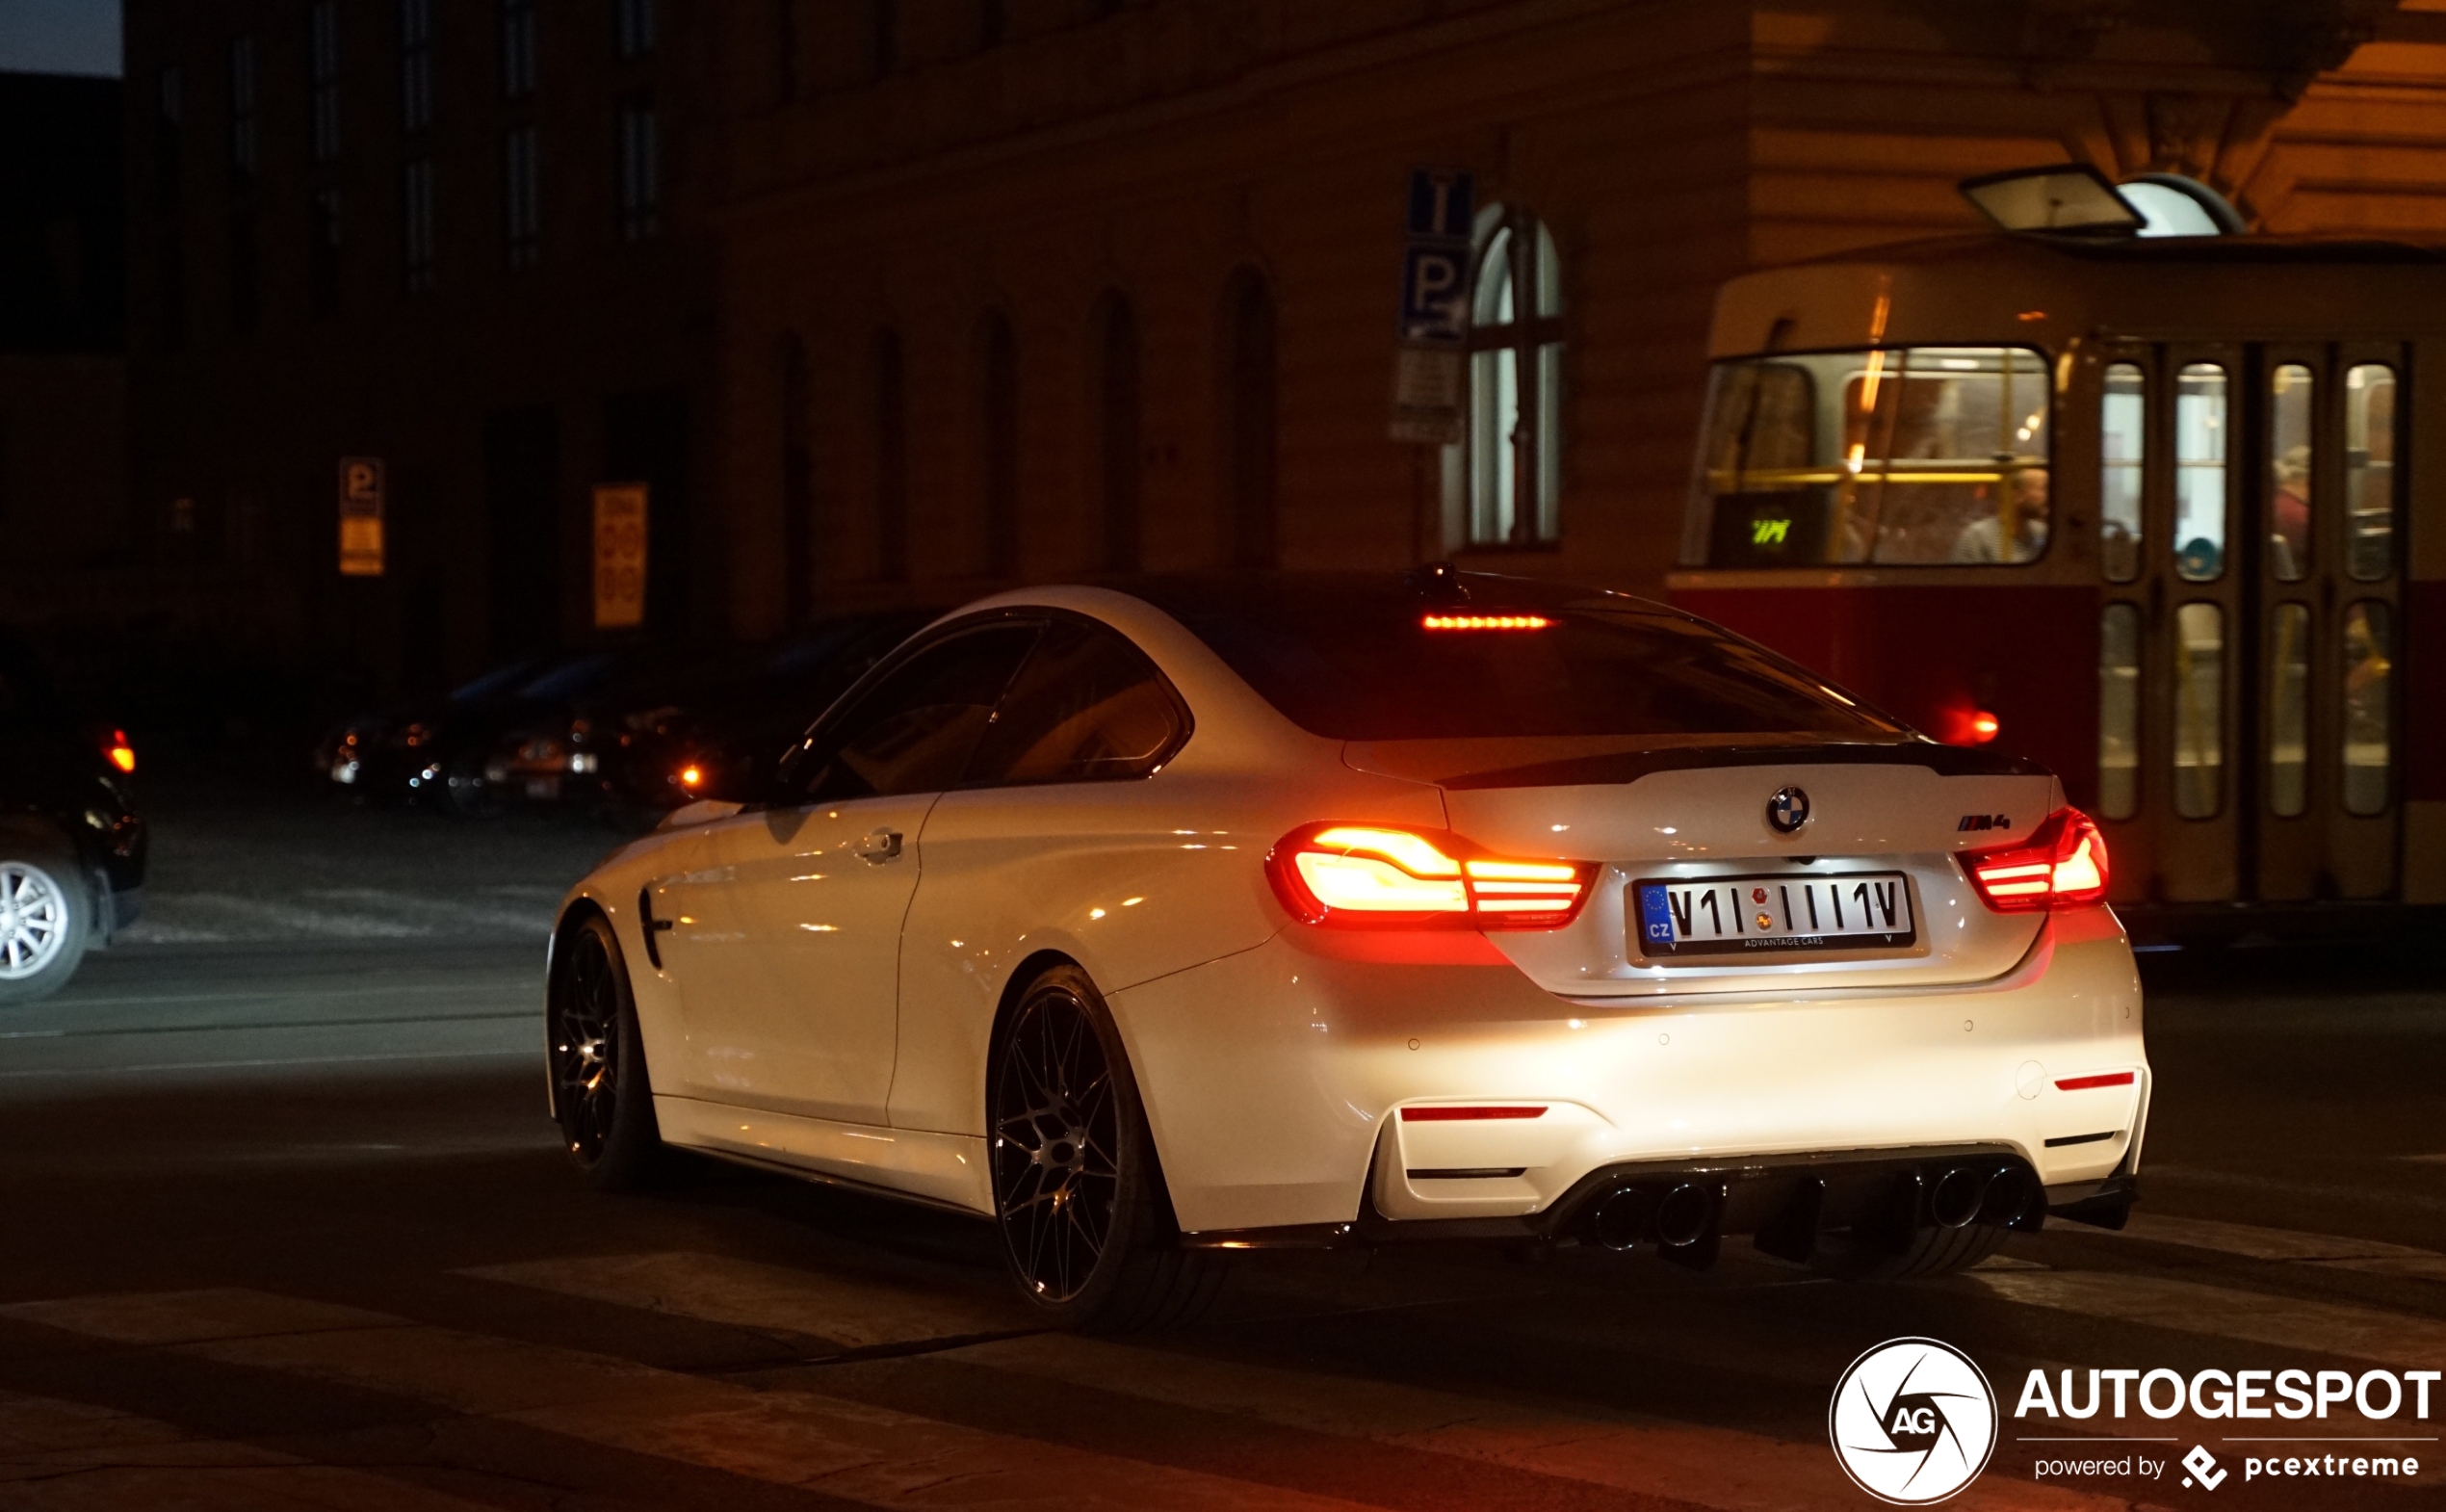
0, 629, 145, 1004
482, 611, 937, 812
317, 648, 675, 817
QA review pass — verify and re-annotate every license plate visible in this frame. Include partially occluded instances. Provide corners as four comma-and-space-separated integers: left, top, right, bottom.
1633, 873, 1914, 956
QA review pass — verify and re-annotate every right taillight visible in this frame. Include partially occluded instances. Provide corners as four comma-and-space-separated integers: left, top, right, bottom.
1961, 806, 2110, 913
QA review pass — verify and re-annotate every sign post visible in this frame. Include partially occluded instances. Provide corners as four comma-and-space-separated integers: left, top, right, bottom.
1390, 168, 1474, 445
337, 457, 385, 576
592, 483, 649, 631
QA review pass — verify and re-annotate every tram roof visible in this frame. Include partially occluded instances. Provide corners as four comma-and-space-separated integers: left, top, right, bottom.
1709, 231, 2446, 358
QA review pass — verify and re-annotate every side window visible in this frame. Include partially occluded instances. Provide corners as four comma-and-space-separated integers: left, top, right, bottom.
965, 621, 1186, 787
797, 622, 1040, 803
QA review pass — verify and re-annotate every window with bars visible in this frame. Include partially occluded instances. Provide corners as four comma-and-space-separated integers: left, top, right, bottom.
308, 2, 342, 162
614, 93, 659, 240
613, 0, 657, 58
400, 0, 434, 132
502, 124, 539, 268
402, 159, 437, 293
501, 0, 536, 99
309, 188, 345, 318
227, 36, 258, 177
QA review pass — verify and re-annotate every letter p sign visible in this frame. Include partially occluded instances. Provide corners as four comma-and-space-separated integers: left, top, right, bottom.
1401, 246, 1468, 346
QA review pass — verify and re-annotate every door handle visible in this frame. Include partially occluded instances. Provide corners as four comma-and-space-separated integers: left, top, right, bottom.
855, 827, 903, 863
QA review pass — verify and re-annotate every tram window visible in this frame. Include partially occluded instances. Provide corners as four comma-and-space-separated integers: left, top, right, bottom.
2341, 600, 2393, 816
2267, 602, 2310, 818
2173, 601, 2224, 819
2344, 364, 2397, 582
2173, 364, 2227, 583
2099, 364, 2145, 583
2267, 365, 2313, 583
2097, 602, 2141, 820
1685, 347, 2049, 567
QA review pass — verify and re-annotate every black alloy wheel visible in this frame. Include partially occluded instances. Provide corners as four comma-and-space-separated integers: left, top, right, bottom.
551, 922, 622, 1160
991, 979, 1123, 1303
548, 912, 664, 1186
986, 963, 1221, 1331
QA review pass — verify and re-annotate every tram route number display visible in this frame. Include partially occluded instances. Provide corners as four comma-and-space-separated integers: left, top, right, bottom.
1635, 873, 1915, 956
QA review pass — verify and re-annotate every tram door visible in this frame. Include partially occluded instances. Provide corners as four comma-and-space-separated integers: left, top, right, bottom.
2092, 342, 2405, 904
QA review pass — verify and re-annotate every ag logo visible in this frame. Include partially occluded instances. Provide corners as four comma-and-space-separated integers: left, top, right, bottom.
1766, 785, 1811, 835
1829, 1337, 1997, 1504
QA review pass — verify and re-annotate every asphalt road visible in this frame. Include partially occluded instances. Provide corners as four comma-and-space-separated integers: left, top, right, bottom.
2, 779, 2442, 1510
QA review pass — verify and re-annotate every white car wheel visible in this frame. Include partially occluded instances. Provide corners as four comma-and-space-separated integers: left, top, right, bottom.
0, 845, 89, 1006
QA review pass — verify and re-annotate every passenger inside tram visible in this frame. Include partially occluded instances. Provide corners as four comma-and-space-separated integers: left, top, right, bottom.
2271, 444, 2311, 579
1686, 347, 2051, 569
1950, 466, 2049, 563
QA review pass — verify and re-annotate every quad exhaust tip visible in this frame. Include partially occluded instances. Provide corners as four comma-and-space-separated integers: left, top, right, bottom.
1589, 1182, 1714, 1252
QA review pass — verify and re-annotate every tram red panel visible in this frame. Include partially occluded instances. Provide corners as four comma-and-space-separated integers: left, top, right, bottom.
1673, 585, 2099, 804
2408, 580, 2446, 804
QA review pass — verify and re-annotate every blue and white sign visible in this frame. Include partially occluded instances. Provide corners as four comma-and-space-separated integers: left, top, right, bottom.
1390, 168, 1474, 444
1406, 169, 1474, 242
1399, 244, 1470, 346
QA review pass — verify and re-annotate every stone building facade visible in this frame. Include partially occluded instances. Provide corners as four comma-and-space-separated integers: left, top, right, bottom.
113, 0, 2446, 691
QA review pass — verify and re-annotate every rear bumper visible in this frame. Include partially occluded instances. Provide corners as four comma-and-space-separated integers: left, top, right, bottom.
1113, 909, 2147, 1236
1183, 1148, 2140, 1251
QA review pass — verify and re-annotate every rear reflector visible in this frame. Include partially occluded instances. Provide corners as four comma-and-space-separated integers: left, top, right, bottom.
1399, 1106, 1548, 1122
2054, 1071, 2136, 1091
1267, 822, 1595, 930
1961, 807, 2110, 913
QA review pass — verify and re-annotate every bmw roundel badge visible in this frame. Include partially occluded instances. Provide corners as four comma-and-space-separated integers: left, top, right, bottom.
1766, 786, 1811, 835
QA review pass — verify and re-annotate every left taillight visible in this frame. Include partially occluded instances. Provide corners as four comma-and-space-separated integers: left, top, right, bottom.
1265, 823, 1596, 930
1961, 806, 2109, 913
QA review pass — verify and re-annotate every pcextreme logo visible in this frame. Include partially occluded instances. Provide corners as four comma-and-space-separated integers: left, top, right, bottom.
1830, 1338, 1999, 1504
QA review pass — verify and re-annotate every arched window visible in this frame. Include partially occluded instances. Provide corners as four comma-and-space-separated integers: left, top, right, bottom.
1462, 206, 1562, 547
780, 331, 813, 622
1219, 267, 1277, 569
873, 327, 907, 582
1092, 292, 1142, 572
977, 309, 1019, 577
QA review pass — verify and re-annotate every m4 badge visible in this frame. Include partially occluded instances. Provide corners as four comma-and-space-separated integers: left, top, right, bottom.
1957, 814, 2012, 833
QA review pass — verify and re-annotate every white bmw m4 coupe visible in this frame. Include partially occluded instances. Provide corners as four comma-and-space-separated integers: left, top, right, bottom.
546, 570, 2146, 1328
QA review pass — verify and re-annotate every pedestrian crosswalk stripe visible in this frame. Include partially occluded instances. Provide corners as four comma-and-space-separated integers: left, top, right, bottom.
3, 1289, 1390, 1512
0, 1387, 507, 1511
458, 1250, 1032, 1353
459, 1254, 2136, 1512
1967, 1269, 2446, 1369
2104, 1213, 2446, 1280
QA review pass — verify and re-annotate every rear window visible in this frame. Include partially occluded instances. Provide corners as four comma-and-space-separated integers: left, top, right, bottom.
1134, 577, 1901, 742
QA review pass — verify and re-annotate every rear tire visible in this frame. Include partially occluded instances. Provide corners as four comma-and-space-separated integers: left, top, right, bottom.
548, 913, 666, 1189
0, 828, 91, 1007
988, 963, 1220, 1332
1810, 1221, 2010, 1281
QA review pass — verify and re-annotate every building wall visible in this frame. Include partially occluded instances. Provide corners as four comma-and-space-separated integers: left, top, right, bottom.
0, 72, 130, 605
110, 0, 2446, 692
718, 0, 2446, 640
119, 0, 725, 696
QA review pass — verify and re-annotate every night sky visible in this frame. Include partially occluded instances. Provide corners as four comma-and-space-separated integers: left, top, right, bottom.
0, 0, 119, 77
